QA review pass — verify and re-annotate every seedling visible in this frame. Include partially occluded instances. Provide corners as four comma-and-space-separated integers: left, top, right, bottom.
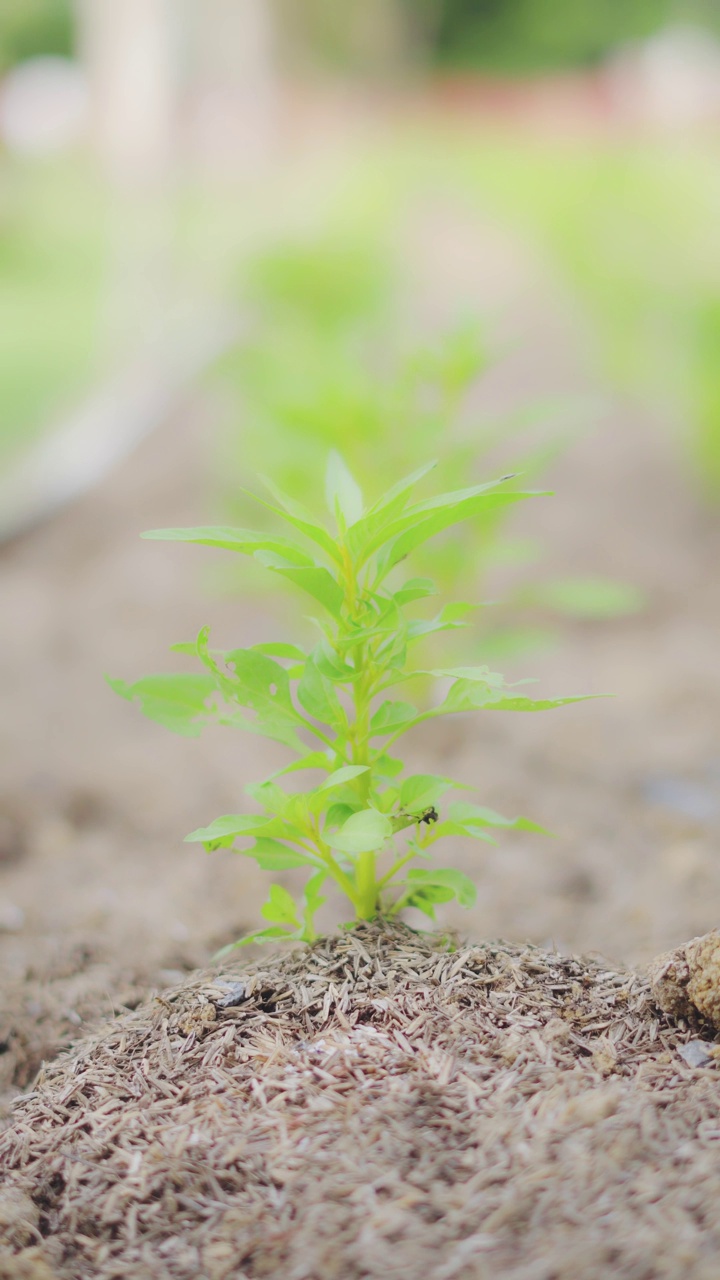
111, 454, 592, 949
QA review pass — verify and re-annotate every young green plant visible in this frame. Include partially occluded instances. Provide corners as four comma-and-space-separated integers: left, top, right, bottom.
111, 455, 592, 949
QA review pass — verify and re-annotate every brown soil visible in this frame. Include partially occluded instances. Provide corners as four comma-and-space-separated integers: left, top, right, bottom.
1, 920, 718, 1280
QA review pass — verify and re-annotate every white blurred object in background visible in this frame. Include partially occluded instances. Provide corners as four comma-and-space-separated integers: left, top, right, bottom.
609, 25, 720, 128
77, 0, 177, 186
187, 0, 279, 174
0, 56, 89, 155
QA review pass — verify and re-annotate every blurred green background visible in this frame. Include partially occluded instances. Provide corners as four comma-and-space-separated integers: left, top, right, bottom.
2, 0, 720, 497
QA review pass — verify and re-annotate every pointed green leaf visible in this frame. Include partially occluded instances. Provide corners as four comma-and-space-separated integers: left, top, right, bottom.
324, 802, 358, 831
264, 563, 345, 618
326, 451, 364, 526
141, 525, 314, 566
399, 774, 467, 813
270, 750, 334, 778
393, 577, 438, 605
327, 809, 392, 856
215, 924, 295, 956
374, 753, 404, 779
378, 492, 538, 575
357, 476, 527, 564
369, 700, 420, 737
249, 479, 342, 564
251, 642, 307, 661
297, 650, 345, 724
261, 883, 300, 926
448, 802, 548, 835
244, 839, 320, 870
346, 460, 437, 557
225, 649, 301, 724
318, 765, 370, 791
185, 813, 270, 847
405, 867, 477, 907
302, 870, 327, 940
107, 674, 218, 737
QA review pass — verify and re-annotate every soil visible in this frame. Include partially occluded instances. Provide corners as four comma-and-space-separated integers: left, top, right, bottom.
1, 920, 719, 1280
1, 125, 720, 1272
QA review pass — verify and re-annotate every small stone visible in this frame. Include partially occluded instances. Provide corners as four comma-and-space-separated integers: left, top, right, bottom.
686, 932, 720, 1027
649, 931, 720, 1030
647, 945, 692, 1019
678, 1040, 715, 1068
211, 981, 246, 1009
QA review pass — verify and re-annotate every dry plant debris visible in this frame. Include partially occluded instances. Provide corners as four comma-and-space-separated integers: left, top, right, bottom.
1, 921, 719, 1280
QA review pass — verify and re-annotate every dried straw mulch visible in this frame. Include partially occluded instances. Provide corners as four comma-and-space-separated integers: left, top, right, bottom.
1, 920, 719, 1280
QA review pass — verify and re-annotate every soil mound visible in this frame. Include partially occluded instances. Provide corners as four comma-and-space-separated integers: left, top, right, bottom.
0, 921, 718, 1280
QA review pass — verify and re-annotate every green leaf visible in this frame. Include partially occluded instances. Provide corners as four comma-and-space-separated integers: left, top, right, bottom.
314, 644, 358, 683
318, 765, 369, 791
107, 673, 218, 737
427, 820, 496, 844
399, 774, 465, 813
263, 563, 345, 618
406, 601, 478, 643
393, 577, 438, 605
141, 525, 314, 567
302, 870, 327, 939
447, 802, 549, 835
369, 700, 420, 736
261, 883, 300, 926
374, 753, 404, 779
346, 460, 437, 558
297, 650, 345, 725
245, 839, 319, 870
249, 479, 342, 564
215, 925, 295, 956
405, 867, 477, 907
326, 450, 364, 526
185, 813, 270, 847
361, 476, 540, 569
327, 809, 392, 856
251, 642, 307, 661
225, 649, 301, 726
270, 750, 333, 778
324, 802, 358, 831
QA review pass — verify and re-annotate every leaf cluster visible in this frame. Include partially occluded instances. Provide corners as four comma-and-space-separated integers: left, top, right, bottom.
112, 455, 593, 948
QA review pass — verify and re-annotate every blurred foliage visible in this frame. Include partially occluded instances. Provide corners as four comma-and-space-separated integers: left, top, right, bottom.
212, 227, 638, 644
0, 0, 73, 74
281, 0, 720, 74
430, 0, 694, 71
444, 134, 720, 498
690, 298, 720, 498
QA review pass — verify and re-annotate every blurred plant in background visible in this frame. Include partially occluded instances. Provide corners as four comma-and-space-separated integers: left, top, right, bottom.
0, 0, 72, 75
445, 135, 720, 500
210, 224, 642, 658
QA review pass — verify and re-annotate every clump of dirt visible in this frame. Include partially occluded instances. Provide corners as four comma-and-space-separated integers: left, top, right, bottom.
0, 920, 718, 1280
648, 928, 720, 1027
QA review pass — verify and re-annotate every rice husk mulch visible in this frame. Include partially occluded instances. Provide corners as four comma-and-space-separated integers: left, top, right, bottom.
2, 920, 720, 1280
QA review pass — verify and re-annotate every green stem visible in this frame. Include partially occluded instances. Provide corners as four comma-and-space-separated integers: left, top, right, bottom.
377, 844, 418, 891
355, 850, 378, 919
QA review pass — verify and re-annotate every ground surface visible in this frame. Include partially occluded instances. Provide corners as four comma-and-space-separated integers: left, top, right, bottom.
1, 132, 720, 1126
1, 922, 719, 1280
